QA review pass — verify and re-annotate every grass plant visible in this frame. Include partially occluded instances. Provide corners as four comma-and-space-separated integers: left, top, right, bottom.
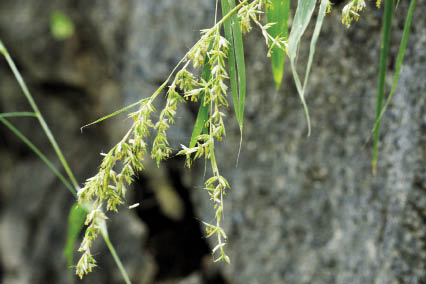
0, 0, 417, 281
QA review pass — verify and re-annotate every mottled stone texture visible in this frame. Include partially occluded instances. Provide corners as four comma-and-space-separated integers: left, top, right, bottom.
0, 1, 424, 284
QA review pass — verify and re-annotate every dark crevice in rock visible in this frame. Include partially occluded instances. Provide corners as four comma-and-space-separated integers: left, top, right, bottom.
0, 136, 34, 159
38, 81, 88, 104
132, 157, 227, 283
0, 123, 35, 160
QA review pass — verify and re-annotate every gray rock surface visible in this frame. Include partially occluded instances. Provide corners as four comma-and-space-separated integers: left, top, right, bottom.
0, 0, 425, 284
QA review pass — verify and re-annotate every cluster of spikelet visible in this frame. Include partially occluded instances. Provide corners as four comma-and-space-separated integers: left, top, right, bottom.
76, 0, 372, 278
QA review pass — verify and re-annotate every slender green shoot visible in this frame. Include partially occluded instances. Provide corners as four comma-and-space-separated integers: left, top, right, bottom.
372, 0, 395, 175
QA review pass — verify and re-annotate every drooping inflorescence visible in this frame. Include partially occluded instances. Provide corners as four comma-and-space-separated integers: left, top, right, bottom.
76, 0, 366, 277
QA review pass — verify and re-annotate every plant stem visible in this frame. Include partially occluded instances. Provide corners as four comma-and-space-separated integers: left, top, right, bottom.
1, 39, 132, 283
0, 111, 37, 118
0, 40, 80, 191
101, 227, 132, 284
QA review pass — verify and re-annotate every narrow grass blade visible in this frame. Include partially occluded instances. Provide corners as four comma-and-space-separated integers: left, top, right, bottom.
63, 204, 87, 269
266, 0, 290, 90
81, 99, 148, 131
303, 0, 329, 91
372, 0, 395, 175
372, 0, 416, 146
0, 112, 37, 118
189, 45, 213, 149
287, 0, 316, 136
229, 0, 246, 132
0, 117, 76, 197
221, 0, 240, 126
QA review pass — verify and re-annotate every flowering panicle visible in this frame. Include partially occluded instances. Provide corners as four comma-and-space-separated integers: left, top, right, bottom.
76, 0, 287, 276
76, 100, 155, 277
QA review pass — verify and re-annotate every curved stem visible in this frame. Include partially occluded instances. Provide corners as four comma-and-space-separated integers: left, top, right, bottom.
101, 227, 132, 284
0, 41, 79, 191
0, 117, 77, 197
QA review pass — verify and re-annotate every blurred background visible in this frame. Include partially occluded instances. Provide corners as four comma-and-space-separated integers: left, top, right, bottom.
0, 0, 425, 283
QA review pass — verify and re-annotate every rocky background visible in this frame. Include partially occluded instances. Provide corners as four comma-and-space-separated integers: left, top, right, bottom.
0, 0, 424, 284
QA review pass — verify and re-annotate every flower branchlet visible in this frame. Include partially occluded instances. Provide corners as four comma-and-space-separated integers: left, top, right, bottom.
342, 0, 367, 27
240, 0, 288, 57
151, 80, 186, 166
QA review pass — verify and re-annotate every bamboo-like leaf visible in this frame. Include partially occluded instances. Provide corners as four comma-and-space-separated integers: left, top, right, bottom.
63, 204, 87, 269
189, 45, 213, 149
372, 0, 395, 175
0, 117, 76, 196
287, 0, 316, 136
266, 0, 290, 90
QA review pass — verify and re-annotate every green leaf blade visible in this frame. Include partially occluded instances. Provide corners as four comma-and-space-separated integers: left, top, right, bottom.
229, 0, 247, 132
189, 44, 213, 149
287, 0, 317, 136
221, 0, 240, 128
266, 0, 290, 90
288, 0, 316, 60
63, 204, 87, 269
303, 0, 329, 90
372, 0, 395, 174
